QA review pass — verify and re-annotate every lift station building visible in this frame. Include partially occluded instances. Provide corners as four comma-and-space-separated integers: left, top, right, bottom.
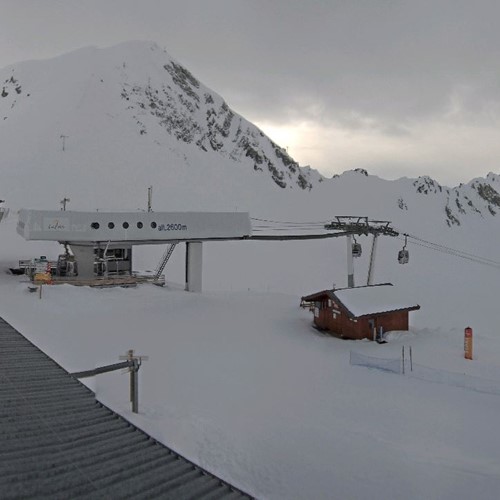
17, 209, 252, 292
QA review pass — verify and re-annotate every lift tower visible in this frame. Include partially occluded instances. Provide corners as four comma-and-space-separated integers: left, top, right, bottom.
324, 216, 399, 287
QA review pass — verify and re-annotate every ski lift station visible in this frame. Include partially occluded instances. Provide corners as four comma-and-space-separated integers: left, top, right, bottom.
17, 209, 252, 292
16, 210, 411, 293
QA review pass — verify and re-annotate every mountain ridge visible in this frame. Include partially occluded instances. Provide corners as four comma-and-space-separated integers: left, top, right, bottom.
0, 41, 320, 194
1, 41, 499, 228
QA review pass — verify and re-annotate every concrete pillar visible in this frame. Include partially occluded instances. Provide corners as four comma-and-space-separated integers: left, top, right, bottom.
367, 234, 378, 286
69, 244, 95, 279
185, 241, 203, 292
347, 235, 354, 288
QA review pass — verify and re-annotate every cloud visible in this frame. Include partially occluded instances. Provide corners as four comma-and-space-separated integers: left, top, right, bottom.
1, 0, 500, 184
195, 0, 500, 131
257, 112, 500, 187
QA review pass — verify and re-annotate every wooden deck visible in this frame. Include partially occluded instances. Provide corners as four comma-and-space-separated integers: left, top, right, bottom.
36, 274, 166, 288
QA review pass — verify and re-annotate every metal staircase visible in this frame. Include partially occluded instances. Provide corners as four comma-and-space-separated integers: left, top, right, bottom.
153, 243, 177, 282
0, 206, 9, 223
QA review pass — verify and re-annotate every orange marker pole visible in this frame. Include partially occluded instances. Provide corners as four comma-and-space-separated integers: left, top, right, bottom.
464, 327, 473, 360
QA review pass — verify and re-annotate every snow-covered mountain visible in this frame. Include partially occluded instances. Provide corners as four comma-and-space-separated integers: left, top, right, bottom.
1, 40, 500, 229
409, 172, 500, 226
1, 42, 500, 500
0, 41, 323, 212
1, 41, 499, 322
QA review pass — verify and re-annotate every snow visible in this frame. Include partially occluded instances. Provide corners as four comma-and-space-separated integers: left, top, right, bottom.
1, 42, 500, 499
1, 213, 500, 500
334, 283, 419, 317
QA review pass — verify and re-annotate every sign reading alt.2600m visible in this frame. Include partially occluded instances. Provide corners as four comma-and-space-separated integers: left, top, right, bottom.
17, 210, 252, 242
158, 223, 188, 231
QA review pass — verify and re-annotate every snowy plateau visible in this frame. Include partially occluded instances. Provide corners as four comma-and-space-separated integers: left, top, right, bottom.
1, 41, 500, 499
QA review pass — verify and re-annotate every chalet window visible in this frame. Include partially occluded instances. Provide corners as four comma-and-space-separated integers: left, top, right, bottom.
314, 307, 319, 318
328, 299, 332, 307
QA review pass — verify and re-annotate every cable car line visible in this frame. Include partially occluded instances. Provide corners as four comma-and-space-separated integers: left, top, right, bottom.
404, 239, 500, 269
402, 233, 500, 265
251, 217, 331, 225
396, 234, 500, 269
399, 232, 500, 265
250, 215, 499, 270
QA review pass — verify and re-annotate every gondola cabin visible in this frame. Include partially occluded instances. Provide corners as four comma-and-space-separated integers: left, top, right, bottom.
301, 283, 420, 340
398, 249, 409, 264
352, 242, 362, 258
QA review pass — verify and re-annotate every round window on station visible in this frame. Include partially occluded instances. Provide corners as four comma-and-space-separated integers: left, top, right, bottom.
137, 222, 143, 228
91, 222, 100, 229
151, 221, 157, 229
108, 222, 115, 229
122, 222, 129, 229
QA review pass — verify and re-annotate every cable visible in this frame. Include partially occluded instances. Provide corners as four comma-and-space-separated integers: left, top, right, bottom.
404, 233, 500, 265
403, 233, 500, 265
250, 217, 331, 225
396, 233, 500, 269
251, 218, 329, 234
251, 216, 500, 270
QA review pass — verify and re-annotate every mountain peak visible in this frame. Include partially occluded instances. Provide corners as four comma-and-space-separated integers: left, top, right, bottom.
0, 41, 498, 226
1, 41, 319, 199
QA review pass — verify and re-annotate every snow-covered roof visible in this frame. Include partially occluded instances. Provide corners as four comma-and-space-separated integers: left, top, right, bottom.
302, 283, 420, 318
333, 283, 420, 318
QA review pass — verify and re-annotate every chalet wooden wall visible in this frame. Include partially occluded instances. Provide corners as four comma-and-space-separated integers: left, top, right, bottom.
313, 300, 409, 340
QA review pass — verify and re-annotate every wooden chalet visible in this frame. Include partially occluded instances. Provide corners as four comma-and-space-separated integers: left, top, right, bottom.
301, 283, 420, 340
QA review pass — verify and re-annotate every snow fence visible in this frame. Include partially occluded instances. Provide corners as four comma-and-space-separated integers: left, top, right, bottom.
349, 351, 401, 374
350, 351, 500, 396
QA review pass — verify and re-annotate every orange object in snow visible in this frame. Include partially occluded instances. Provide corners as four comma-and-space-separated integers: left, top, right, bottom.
464, 327, 473, 360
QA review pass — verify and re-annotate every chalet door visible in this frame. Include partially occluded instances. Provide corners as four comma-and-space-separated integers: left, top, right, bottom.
368, 319, 375, 340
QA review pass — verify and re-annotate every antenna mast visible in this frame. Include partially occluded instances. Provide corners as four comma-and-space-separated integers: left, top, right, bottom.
147, 186, 153, 212
60, 197, 70, 211
60, 134, 68, 152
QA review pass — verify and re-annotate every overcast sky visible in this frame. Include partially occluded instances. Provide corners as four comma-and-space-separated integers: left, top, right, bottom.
2, 0, 500, 186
